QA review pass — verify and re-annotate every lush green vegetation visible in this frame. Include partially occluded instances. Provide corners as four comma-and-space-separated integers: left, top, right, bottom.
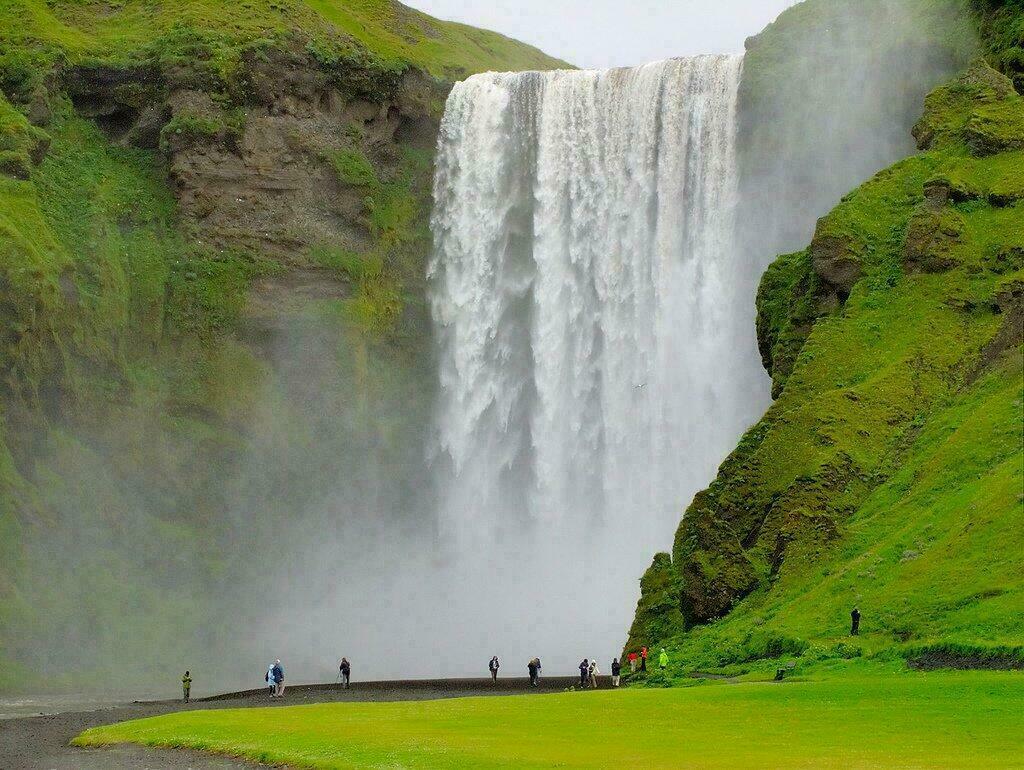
0, 0, 567, 103
971, 0, 1024, 91
628, 51, 1024, 678
73, 670, 1024, 768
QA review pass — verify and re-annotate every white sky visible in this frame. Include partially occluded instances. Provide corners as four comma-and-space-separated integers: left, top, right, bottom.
405, 0, 801, 69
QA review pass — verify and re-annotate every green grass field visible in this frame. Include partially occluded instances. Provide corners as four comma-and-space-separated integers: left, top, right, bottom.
74, 670, 1024, 769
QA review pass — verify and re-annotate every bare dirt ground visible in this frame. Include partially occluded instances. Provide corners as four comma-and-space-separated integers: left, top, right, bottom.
0, 676, 580, 769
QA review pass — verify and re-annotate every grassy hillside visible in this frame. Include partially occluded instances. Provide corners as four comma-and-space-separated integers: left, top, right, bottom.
627, 47, 1024, 675
0, 0, 567, 99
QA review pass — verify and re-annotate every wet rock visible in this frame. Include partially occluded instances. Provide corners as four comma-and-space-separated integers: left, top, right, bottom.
25, 87, 52, 126
913, 61, 1017, 151
810, 222, 862, 302
965, 99, 1024, 156
903, 203, 965, 274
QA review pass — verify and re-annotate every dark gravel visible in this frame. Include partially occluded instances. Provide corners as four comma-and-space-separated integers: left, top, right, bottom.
0, 676, 582, 769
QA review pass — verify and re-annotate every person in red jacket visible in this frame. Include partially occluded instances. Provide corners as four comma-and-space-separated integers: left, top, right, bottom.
628, 651, 638, 673
640, 647, 648, 672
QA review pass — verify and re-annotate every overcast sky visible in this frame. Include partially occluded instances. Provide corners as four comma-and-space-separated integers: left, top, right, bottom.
405, 0, 801, 69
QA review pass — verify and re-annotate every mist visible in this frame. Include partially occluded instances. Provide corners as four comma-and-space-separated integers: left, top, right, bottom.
6, 0, 977, 698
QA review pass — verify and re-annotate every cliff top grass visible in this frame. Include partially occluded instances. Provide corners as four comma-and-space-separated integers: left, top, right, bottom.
73, 670, 1024, 769
0, 0, 569, 99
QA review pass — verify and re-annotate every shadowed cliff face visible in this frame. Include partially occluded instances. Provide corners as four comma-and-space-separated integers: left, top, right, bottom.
0, 37, 446, 691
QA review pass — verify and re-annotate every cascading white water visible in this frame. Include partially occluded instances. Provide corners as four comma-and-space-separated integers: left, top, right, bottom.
427, 56, 769, 668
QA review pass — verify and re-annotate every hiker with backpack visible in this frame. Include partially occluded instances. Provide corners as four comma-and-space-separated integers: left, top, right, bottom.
527, 658, 539, 686
272, 659, 285, 697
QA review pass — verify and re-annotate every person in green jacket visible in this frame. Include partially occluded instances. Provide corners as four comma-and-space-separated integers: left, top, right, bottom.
182, 671, 192, 703
658, 649, 668, 670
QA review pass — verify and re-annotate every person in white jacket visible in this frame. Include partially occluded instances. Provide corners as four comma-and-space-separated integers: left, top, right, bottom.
588, 659, 600, 689
266, 663, 277, 697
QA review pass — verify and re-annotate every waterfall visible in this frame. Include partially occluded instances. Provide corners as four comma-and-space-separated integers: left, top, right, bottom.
428, 56, 769, 665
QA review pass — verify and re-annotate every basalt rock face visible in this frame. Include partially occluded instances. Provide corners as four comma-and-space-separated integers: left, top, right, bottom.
62, 46, 446, 264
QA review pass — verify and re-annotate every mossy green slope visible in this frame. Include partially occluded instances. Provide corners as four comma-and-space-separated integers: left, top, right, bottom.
0, 0, 567, 98
627, 56, 1024, 677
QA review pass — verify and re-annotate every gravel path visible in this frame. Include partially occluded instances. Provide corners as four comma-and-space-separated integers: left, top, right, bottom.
0, 677, 582, 769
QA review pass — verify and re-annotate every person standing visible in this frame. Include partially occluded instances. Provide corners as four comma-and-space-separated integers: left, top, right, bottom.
273, 659, 285, 698
266, 662, 277, 697
588, 659, 600, 689
628, 651, 637, 673
527, 658, 539, 687
181, 671, 192, 703
340, 657, 351, 688
611, 658, 621, 687
659, 648, 668, 671
579, 658, 589, 687
535, 658, 542, 682
489, 656, 500, 682
640, 647, 648, 672
851, 606, 861, 636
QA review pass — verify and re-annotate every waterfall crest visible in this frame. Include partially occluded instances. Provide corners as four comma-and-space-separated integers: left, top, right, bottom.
428, 56, 768, 662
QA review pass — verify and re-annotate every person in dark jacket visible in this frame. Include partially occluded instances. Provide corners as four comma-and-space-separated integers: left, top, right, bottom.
851, 606, 861, 636
579, 659, 589, 687
527, 658, 539, 686
181, 671, 192, 703
640, 647, 648, 672
272, 660, 285, 697
340, 657, 351, 688
611, 658, 621, 687
489, 656, 500, 682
